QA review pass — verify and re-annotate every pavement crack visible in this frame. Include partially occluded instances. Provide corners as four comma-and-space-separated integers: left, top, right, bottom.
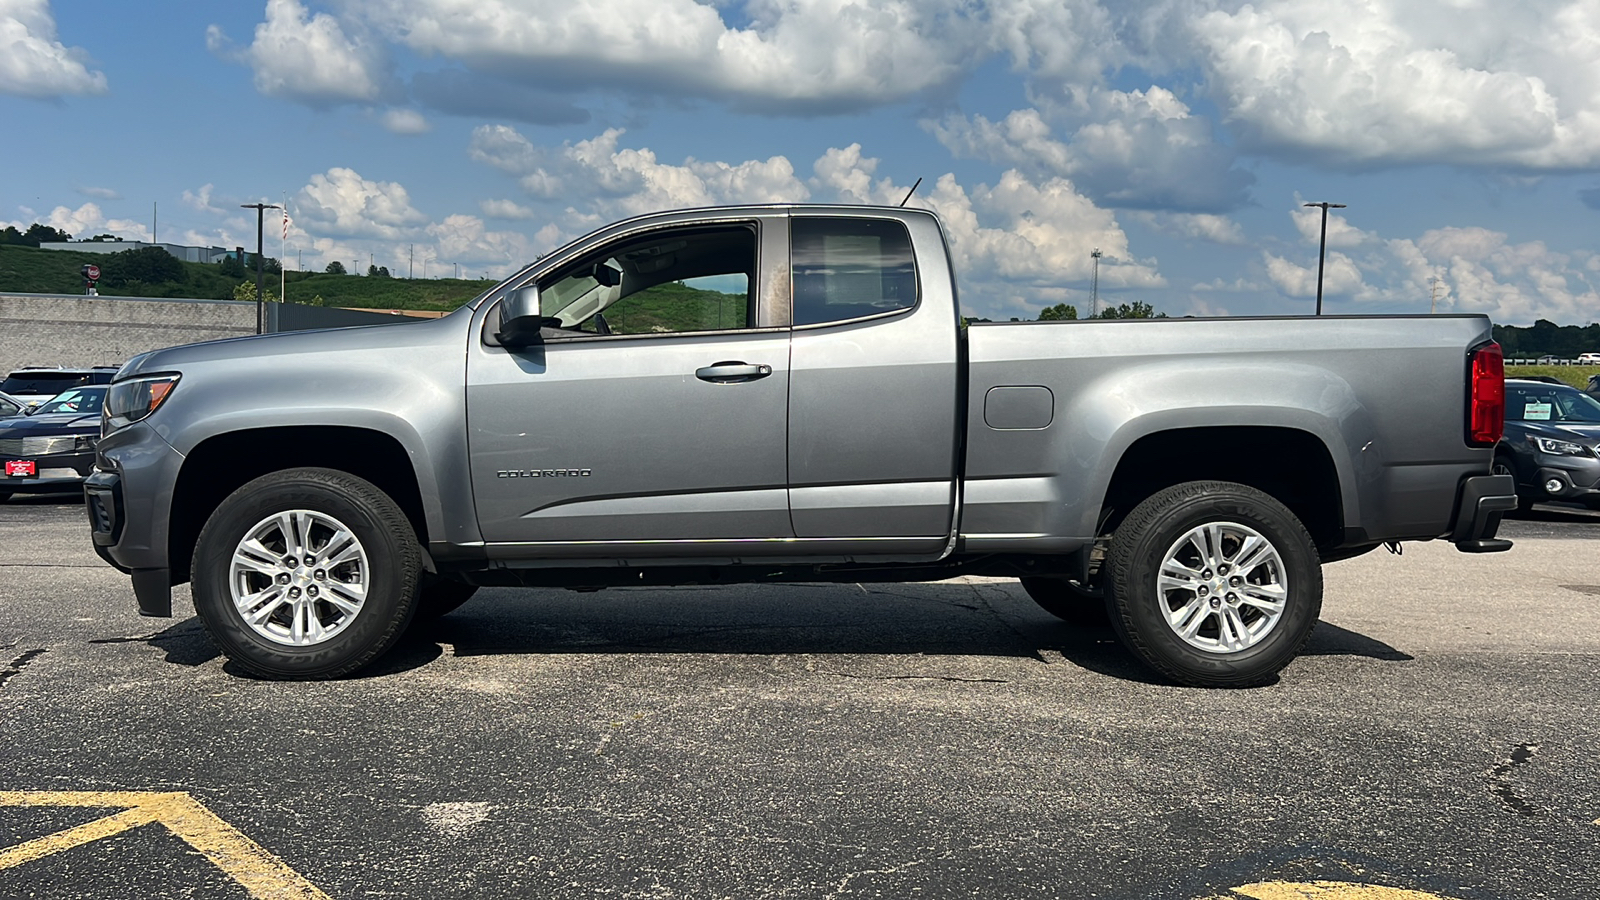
1486, 741, 1540, 817
0, 648, 46, 688
815, 671, 1008, 684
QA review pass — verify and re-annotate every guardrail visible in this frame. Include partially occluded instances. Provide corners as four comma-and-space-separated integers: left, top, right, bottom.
1506, 359, 1600, 366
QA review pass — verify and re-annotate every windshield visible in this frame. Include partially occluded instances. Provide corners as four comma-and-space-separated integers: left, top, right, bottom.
1506, 384, 1600, 424
1, 372, 93, 395
34, 387, 107, 416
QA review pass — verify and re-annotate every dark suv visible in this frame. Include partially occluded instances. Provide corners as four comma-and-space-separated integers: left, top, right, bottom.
0, 366, 120, 409
1495, 379, 1600, 512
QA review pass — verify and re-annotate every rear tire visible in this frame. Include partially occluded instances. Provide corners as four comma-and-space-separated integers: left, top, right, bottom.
190, 467, 422, 680
1105, 480, 1322, 688
1019, 577, 1110, 625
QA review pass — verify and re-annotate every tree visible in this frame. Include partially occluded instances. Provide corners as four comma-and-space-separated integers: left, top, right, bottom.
101, 246, 185, 287
219, 254, 247, 278
21, 223, 71, 246
88, 233, 122, 242
1038, 303, 1078, 321
1091, 301, 1167, 320
325, 260, 347, 275
367, 264, 391, 277
378, 265, 390, 277
0, 226, 23, 245
232, 281, 279, 304
263, 256, 282, 275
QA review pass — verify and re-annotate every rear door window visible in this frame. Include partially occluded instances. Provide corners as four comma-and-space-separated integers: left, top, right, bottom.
791, 218, 917, 327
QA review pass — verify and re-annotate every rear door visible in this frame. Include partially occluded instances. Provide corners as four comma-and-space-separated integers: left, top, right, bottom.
784, 213, 961, 545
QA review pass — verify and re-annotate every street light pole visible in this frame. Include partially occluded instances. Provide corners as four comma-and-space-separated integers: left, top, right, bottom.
1090, 248, 1102, 317
1303, 201, 1346, 316
240, 202, 281, 333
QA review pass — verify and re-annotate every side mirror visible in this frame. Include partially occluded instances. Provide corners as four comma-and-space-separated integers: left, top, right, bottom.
496, 284, 557, 349
592, 262, 621, 288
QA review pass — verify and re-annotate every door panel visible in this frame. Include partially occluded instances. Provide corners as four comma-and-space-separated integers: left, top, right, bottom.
786, 214, 961, 540
468, 331, 793, 544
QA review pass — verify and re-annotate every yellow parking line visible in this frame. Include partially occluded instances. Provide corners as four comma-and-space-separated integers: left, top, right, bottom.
1231, 881, 1461, 900
0, 791, 330, 900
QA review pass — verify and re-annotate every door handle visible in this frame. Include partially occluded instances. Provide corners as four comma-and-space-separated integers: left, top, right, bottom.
695, 361, 772, 383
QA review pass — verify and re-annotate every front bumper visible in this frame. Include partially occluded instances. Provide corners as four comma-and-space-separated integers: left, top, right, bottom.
84, 422, 186, 617
1449, 474, 1516, 553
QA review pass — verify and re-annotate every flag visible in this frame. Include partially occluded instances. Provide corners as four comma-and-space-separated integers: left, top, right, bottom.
281, 210, 293, 240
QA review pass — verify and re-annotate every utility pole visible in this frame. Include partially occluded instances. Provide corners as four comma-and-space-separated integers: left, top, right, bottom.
1303, 201, 1346, 316
409, 244, 414, 279
240, 202, 281, 334
1429, 276, 1441, 314
1090, 248, 1102, 317
152, 202, 157, 245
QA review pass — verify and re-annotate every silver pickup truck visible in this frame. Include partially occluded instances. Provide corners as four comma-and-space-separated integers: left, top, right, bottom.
84, 204, 1516, 686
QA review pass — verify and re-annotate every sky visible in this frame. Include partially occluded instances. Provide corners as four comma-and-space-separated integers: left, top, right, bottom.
1, 0, 1598, 324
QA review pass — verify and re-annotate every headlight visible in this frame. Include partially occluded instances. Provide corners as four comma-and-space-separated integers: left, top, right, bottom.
103, 374, 180, 433
1530, 436, 1592, 456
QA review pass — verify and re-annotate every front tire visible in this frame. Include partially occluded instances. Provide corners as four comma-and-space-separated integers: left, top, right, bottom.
1105, 481, 1322, 688
190, 468, 423, 679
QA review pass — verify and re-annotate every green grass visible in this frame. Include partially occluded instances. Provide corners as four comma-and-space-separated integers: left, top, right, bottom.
1505, 365, 1600, 389
0, 244, 493, 310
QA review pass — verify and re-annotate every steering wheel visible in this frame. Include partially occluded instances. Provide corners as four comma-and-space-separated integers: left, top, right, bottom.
593, 312, 613, 335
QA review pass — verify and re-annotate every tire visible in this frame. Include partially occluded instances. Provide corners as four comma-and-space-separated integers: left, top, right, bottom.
1019, 577, 1110, 625
1104, 480, 1322, 688
413, 575, 478, 622
1492, 456, 1535, 515
190, 467, 423, 679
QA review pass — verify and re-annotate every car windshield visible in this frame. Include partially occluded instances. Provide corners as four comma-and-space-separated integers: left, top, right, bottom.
1, 372, 93, 394
1505, 384, 1600, 424
34, 387, 107, 416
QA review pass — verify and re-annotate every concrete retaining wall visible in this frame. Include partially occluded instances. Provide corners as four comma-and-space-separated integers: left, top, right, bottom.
0, 293, 256, 376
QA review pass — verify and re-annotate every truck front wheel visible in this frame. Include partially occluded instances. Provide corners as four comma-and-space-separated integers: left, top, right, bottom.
1104, 481, 1322, 688
190, 468, 423, 679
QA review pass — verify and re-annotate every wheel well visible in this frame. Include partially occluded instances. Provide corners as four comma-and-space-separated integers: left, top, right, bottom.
1101, 426, 1343, 548
167, 426, 428, 584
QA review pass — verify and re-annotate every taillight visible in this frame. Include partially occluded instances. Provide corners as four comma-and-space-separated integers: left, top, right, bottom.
1468, 342, 1504, 446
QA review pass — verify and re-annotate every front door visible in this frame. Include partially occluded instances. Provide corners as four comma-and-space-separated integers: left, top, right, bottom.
467, 219, 793, 552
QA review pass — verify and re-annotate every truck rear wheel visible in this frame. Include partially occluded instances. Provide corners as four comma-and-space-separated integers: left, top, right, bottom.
1104, 480, 1321, 687
1019, 577, 1109, 625
190, 468, 422, 679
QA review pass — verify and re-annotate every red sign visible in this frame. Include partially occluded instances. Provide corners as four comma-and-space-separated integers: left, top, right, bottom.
4, 460, 36, 477
85, 265, 100, 281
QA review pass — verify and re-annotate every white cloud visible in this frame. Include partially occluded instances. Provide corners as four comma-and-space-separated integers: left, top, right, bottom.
0, 0, 106, 97
1263, 250, 1365, 299
182, 183, 223, 215
1133, 211, 1248, 246
76, 186, 119, 200
425, 214, 537, 274
479, 198, 534, 220
930, 92, 1253, 212
1190, 0, 1600, 169
380, 108, 430, 134
1290, 201, 1370, 249
357, 0, 981, 113
215, 0, 385, 105
293, 167, 428, 240
470, 125, 809, 217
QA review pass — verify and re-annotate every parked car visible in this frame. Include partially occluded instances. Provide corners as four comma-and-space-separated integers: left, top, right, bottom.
86, 203, 1514, 688
1, 366, 120, 409
0, 386, 107, 501
1494, 378, 1600, 513
1578, 353, 1600, 365
0, 392, 25, 418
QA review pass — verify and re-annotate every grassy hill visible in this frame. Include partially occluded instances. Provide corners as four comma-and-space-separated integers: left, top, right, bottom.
0, 244, 494, 311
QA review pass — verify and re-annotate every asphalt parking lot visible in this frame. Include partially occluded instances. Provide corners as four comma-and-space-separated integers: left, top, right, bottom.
1, 495, 1597, 900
